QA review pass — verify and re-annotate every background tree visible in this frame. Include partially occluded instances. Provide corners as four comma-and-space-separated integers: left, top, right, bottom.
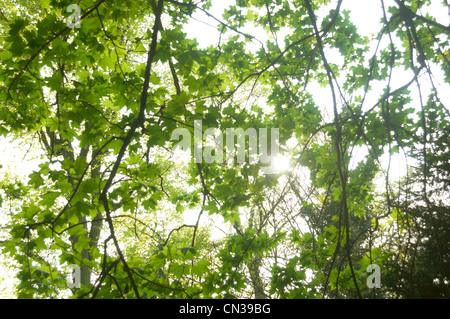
0, 0, 448, 299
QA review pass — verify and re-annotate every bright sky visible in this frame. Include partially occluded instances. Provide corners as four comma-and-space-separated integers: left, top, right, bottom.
1, 0, 449, 297
0, 0, 448, 186
182, 0, 448, 183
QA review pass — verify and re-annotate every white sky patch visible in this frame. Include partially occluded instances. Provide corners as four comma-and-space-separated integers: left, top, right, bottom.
0, 136, 44, 181
270, 154, 292, 174
0, 136, 42, 298
343, 0, 384, 38
0, 0, 448, 297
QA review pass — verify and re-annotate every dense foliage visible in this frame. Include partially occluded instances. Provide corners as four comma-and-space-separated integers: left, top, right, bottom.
0, 0, 449, 299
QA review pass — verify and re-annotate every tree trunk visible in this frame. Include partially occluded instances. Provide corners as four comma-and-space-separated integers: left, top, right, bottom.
247, 253, 268, 299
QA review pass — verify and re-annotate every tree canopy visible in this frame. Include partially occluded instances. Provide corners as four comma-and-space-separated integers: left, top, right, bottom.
0, 0, 449, 299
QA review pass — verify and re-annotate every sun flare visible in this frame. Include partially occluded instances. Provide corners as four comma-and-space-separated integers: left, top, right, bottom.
270, 154, 292, 173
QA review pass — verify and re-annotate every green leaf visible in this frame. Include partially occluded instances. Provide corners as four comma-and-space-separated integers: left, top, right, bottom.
176, 203, 184, 213
192, 259, 210, 276
39, 192, 59, 207
74, 236, 91, 253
